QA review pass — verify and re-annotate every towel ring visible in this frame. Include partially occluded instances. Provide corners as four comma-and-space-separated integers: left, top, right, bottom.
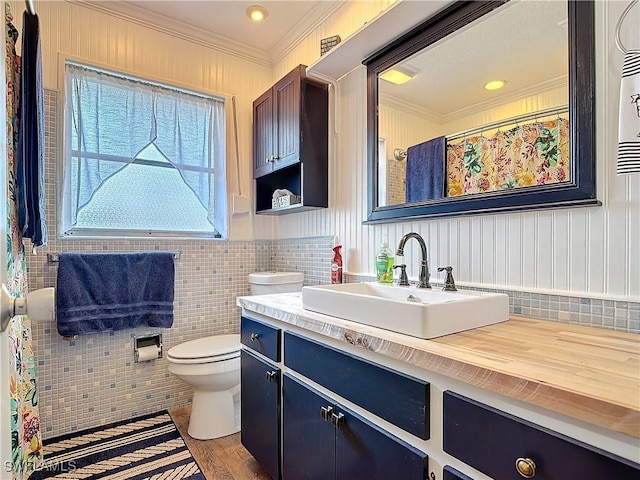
615, 0, 639, 54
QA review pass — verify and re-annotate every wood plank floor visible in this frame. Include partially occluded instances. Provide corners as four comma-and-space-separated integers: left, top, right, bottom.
170, 405, 272, 480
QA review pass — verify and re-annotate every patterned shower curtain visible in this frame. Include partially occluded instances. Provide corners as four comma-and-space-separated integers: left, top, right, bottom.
5, 4, 43, 479
447, 117, 570, 197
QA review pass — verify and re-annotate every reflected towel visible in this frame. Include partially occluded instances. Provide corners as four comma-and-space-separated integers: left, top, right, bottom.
56, 252, 175, 337
617, 51, 640, 175
405, 136, 446, 202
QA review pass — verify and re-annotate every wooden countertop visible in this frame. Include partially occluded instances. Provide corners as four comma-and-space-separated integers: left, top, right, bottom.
237, 292, 640, 439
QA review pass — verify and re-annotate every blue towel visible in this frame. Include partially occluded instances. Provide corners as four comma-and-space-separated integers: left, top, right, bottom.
405, 136, 446, 203
17, 10, 47, 246
56, 252, 175, 337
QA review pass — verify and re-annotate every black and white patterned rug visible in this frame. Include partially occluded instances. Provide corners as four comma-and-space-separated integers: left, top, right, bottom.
30, 410, 205, 479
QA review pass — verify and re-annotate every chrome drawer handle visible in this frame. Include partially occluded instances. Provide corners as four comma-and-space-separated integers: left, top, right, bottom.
320, 406, 333, 421
250, 333, 259, 341
265, 371, 277, 382
515, 457, 536, 478
330, 412, 344, 428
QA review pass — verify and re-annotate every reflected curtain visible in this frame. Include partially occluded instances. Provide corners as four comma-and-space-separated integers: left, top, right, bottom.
5, 4, 43, 479
447, 117, 570, 197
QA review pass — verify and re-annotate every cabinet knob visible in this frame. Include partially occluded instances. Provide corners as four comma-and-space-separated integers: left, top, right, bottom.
515, 457, 536, 478
330, 412, 345, 428
266, 155, 275, 163
320, 406, 334, 421
265, 370, 278, 382
250, 333, 259, 341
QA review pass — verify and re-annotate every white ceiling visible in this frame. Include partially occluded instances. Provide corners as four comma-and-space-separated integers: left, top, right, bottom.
379, 1, 569, 118
87, 0, 570, 115
88, 0, 344, 64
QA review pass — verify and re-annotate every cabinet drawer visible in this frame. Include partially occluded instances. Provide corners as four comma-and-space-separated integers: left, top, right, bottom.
443, 391, 640, 480
284, 331, 429, 439
241, 316, 281, 362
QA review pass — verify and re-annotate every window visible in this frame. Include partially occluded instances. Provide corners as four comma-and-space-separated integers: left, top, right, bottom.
60, 61, 227, 238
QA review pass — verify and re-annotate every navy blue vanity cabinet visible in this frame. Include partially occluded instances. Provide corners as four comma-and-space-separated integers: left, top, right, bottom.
284, 331, 430, 440
282, 374, 428, 480
241, 349, 281, 480
443, 391, 640, 479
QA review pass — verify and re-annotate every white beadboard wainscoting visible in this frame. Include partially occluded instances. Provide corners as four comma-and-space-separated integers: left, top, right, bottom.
264, 0, 639, 301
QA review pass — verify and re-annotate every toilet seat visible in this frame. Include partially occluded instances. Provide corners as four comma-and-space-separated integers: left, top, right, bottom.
167, 334, 240, 365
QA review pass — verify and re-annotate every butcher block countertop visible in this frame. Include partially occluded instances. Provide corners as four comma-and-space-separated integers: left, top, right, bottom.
237, 292, 640, 440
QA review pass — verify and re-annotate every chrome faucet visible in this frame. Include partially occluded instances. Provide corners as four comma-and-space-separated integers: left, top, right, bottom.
395, 232, 431, 288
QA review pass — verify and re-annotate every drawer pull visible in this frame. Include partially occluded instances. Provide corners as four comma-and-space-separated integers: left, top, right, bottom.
250, 333, 259, 341
331, 412, 345, 428
265, 370, 278, 382
320, 406, 334, 421
515, 457, 536, 478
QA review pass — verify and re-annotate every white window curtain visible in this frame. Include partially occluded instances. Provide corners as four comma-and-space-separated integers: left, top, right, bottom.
62, 62, 227, 236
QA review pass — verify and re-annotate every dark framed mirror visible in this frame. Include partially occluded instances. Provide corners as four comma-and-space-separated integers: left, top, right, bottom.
364, 0, 599, 223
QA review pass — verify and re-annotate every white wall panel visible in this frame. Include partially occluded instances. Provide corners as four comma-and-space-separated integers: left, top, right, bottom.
270, 0, 639, 300
568, 210, 589, 292
552, 210, 570, 291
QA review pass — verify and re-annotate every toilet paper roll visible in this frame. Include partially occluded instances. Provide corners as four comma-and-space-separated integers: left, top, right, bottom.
137, 345, 159, 362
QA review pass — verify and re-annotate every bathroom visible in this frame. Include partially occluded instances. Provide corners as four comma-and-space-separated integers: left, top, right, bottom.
1, 0, 638, 479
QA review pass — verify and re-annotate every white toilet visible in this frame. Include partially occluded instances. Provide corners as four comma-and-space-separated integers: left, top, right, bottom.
167, 271, 303, 440
167, 334, 241, 440
248, 271, 304, 294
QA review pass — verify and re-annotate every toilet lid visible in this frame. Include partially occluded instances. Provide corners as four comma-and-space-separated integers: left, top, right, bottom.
167, 334, 240, 360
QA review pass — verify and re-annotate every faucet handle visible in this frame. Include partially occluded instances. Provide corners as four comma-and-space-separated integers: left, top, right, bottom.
393, 264, 409, 286
437, 266, 457, 291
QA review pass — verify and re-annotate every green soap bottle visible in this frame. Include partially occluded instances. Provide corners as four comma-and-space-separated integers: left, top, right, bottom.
376, 235, 394, 284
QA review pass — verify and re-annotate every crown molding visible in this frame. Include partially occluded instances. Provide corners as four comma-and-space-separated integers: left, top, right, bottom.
270, 1, 346, 66
74, 1, 272, 67
379, 92, 441, 123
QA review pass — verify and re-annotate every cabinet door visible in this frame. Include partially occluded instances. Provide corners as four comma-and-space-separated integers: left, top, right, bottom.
241, 350, 281, 480
253, 89, 274, 178
273, 67, 302, 170
282, 375, 335, 480
335, 405, 428, 480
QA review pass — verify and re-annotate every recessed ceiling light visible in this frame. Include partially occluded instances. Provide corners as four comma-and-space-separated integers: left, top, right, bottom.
246, 5, 268, 22
379, 65, 419, 85
484, 80, 506, 91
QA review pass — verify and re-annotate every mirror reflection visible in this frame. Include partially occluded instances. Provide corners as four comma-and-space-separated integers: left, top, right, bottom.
377, 0, 569, 207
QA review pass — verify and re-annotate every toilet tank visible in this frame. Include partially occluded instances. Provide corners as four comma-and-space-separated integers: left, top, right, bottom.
249, 271, 304, 295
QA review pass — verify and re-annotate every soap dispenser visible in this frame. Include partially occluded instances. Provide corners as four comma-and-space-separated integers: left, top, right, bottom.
376, 235, 394, 284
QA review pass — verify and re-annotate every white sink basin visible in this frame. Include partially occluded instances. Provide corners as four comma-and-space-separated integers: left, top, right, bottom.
301, 282, 509, 339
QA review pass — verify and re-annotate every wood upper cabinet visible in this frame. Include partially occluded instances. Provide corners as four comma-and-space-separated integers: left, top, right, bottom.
253, 65, 304, 178
253, 65, 328, 214
253, 90, 274, 178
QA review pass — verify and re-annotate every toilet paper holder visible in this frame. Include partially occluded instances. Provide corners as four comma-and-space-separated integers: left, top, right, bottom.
134, 334, 163, 362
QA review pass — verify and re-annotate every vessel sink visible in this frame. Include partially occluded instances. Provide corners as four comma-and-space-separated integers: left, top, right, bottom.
301, 282, 509, 339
